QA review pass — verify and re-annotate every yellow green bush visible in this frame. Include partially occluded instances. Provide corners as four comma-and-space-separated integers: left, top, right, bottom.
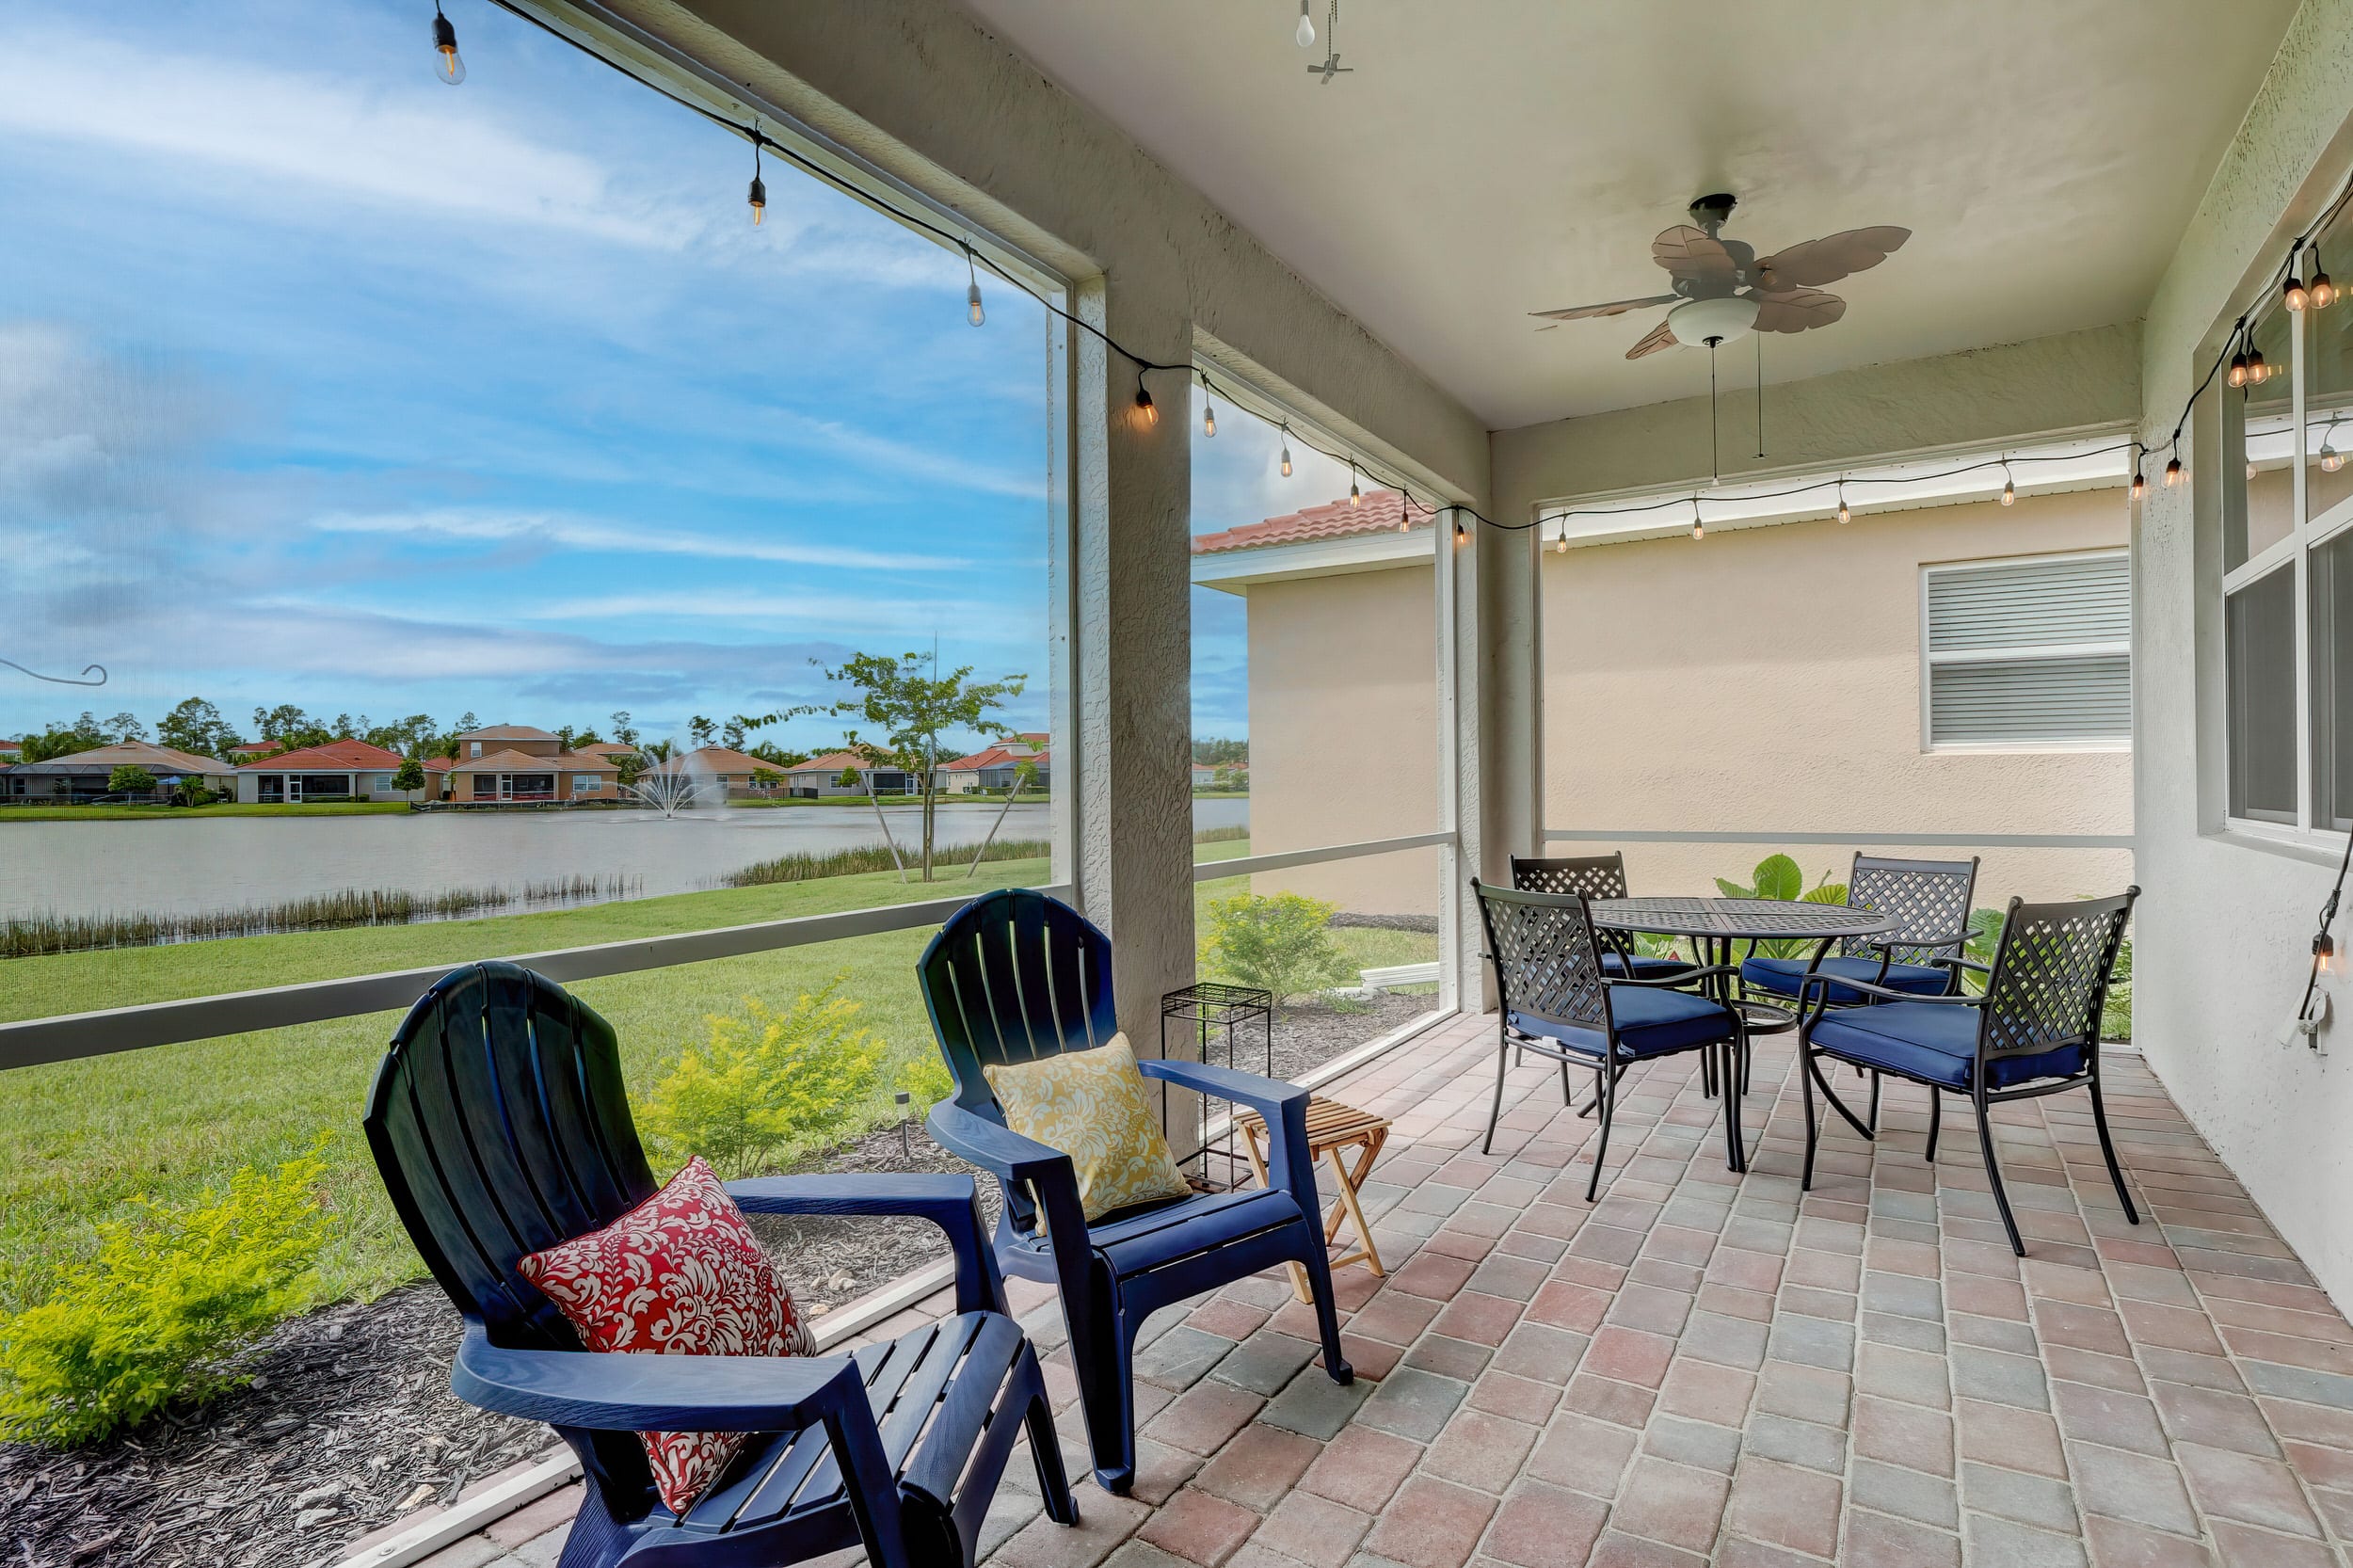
640, 979, 887, 1176
0, 1143, 334, 1446
1198, 890, 1357, 1004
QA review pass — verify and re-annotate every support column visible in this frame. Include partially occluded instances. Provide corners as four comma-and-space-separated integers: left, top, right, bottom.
1466, 501, 1543, 1008
1072, 280, 1195, 1051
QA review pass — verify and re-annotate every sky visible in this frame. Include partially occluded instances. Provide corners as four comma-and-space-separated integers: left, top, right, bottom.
0, 0, 1355, 754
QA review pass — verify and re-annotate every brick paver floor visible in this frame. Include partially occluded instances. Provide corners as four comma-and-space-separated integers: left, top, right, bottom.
410, 1014, 2353, 1567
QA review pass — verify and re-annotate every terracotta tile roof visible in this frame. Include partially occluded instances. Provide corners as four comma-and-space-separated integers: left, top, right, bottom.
787, 749, 873, 775
647, 746, 789, 776
1192, 488, 1434, 554
447, 748, 618, 775
576, 742, 637, 758
5, 740, 234, 775
943, 744, 1048, 772
236, 739, 405, 772
453, 724, 559, 743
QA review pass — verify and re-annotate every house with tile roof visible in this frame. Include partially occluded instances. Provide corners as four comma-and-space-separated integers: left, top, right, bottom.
936, 743, 1050, 794
1, 740, 237, 802
776, 748, 923, 798
234, 738, 411, 803
442, 745, 620, 804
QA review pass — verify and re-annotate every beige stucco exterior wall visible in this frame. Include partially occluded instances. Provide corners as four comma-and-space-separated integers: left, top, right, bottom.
1544, 487, 2132, 906
1241, 561, 1444, 917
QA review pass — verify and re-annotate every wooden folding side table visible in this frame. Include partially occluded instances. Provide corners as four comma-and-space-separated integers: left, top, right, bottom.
1235, 1096, 1391, 1304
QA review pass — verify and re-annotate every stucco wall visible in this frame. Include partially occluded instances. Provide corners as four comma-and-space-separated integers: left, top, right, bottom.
1544, 487, 2132, 905
1242, 563, 1443, 917
2134, 0, 2353, 1309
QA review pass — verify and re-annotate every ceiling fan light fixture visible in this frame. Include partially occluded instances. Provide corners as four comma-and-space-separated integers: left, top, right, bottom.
1666, 295, 1760, 346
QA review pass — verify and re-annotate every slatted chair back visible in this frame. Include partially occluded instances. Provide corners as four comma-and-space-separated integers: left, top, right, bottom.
1510, 854, 1630, 902
1473, 880, 1610, 1041
364, 961, 659, 1509
1977, 888, 2137, 1064
1839, 854, 1980, 964
917, 888, 1118, 1114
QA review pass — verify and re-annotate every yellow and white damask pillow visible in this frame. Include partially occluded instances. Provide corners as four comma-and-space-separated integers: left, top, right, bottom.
984, 1035, 1194, 1222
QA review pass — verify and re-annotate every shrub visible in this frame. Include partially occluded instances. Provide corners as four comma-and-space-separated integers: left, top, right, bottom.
1198, 890, 1357, 1004
105, 764, 156, 797
895, 1051, 955, 1111
0, 1144, 334, 1446
639, 980, 887, 1177
1714, 854, 1846, 958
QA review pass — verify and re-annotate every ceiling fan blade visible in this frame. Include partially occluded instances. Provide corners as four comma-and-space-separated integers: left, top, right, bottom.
1529, 294, 1679, 323
1625, 318, 1679, 360
1651, 226, 1737, 287
1754, 226, 1910, 290
1749, 289, 1848, 333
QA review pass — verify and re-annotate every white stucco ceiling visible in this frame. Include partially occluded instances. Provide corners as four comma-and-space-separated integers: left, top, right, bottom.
957, 0, 2297, 431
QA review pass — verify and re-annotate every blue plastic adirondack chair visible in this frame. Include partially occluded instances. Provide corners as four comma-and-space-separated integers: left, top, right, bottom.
917, 888, 1353, 1495
363, 961, 1076, 1568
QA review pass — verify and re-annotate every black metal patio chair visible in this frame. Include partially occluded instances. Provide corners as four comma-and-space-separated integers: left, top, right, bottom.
1473, 878, 1748, 1198
1796, 888, 2140, 1256
1511, 854, 1696, 982
1738, 853, 1981, 1005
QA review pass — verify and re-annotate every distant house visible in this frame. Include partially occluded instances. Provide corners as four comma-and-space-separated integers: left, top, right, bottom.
574, 741, 639, 763
0, 739, 21, 763
451, 724, 563, 760
778, 749, 920, 798
235, 738, 410, 803
1, 741, 235, 802
638, 746, 803, 800
443, 746, 619, 804
1191, 762, 1217, 788
937, 743, 1050, 794
228, 742, 277, 761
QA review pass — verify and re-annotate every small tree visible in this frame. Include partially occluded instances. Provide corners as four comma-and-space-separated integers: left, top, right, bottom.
750, 766, 783, 796
836, 767, 860, 790
392, 757, 426, 803
688, 714, 717, 748
106, 765, 156, 799
609, 710, 639, 748
155, 697, 239, 760
639, 983, 887, 1176
615, 751, 648, 791
763, 652, 1027, 880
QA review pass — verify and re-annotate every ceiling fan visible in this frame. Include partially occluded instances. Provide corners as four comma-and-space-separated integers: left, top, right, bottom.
1531, 194, 1910, 360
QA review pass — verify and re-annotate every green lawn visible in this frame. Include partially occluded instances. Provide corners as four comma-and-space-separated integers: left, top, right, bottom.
0, 801, 412, 823
0, 838, 1432, 1311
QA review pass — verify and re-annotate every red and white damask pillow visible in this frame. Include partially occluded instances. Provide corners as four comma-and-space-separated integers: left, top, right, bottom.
518, 1156, 814, 1514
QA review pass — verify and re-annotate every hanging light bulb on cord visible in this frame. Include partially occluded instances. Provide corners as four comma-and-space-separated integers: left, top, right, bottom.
2000, 463, 2016, 506
432, 2, 465, 83
2325, 424, 2345, 472
2288, 243, 2311, 312
2131, 467, 2148, 500
1132, 370, 1158, 429
2164, 455, 2185, 488
747, 121, 767, 227
1278, 423, 1293, 478
1835, 482, 1849, 525
2249, 346, 2271, 385
1201, 375, 1216, 438
2229, 344, 2250, 389
964, 243, 984, 327
1555, 523, 1568, 555
1690, 499, 1705, 541
2313, 243, 2338, 310
1348, 463, 1361, 507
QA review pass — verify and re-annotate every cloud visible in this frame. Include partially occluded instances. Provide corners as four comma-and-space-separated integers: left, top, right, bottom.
769, 409, 1048, 502
516, 589, 1029, 641
312, 507, 972, 573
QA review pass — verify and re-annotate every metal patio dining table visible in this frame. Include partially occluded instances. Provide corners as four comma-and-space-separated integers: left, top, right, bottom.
1587, 896, 1896, 1173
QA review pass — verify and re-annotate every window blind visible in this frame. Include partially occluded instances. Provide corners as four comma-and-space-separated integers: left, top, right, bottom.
1924, 553, 2131, 746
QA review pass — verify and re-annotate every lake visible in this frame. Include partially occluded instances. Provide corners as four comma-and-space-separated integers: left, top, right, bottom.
0, 798, 1251, 921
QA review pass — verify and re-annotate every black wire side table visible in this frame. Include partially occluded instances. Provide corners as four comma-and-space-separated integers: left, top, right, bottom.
1160, 982, 1273, 1191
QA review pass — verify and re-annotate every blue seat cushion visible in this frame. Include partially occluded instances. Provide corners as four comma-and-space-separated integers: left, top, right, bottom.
1742, 953, 1949, 1004
1511, 984, 1735, 1062
1601, 952, 1694, 981
1810, 1002, 2088, 1089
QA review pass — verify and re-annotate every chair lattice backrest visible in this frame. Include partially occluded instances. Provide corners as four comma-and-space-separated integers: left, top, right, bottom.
1839, 855, 1980, 964
1474, 880, 1609, 1036
1511, 854, 1629, 902
917, 888, 1118, 1114
1978, 889, 2137, 1060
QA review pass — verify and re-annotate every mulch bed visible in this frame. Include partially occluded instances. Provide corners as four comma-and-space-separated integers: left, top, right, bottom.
0, 995, 1429, 1568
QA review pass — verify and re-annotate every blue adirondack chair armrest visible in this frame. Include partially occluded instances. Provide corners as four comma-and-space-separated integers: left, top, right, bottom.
726, 1173, 1005, 1316
1138, 1058, 1319, 1208
453, 1319, 871, 1432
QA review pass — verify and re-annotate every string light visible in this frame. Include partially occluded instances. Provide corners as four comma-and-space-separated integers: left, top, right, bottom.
2000, 463, 2015, 506
2131, 467, 2147, 500
1294, 0, 1316, 47
1278, 423, 1293, 477
432, 2, 465, 84
1690, 500, 1705, 541
1452, 513, 1468, 548
963, 243, 984, 327
747, 119, 766, 226
2324, 424, 2344, 472
1555, 523, 1568, 554
2287, 245, 2310, 312
1348, 462, 1361, 507
455, 0, 2353, 548
1201, 374, 1217, 438
1835, 481, 1849, 524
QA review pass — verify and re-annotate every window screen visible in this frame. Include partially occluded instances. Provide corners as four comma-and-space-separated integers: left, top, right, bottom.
1925, 553, 2131, 745
2230, 563, 2297, 821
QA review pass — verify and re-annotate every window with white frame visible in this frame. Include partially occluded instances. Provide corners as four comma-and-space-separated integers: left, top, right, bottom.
1922, 552, 2132, 748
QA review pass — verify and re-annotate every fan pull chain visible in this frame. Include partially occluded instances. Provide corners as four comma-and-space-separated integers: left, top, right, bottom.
1755, 334, 1766, 458
1708, 339, 1721, 484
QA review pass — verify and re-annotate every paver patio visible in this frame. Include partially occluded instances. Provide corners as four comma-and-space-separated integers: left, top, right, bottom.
412, 1014, 2353, 1568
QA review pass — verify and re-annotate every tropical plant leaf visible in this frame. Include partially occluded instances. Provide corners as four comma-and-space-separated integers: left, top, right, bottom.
1751, 855, 1803, 903
1801, 881, 1848, 904
1714, 876, 1753, 900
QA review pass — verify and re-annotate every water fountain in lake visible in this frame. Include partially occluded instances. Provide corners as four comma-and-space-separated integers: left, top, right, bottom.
620, 743, 727, 819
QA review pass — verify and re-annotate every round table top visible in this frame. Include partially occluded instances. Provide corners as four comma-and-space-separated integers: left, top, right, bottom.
1588, 896, 1895, 941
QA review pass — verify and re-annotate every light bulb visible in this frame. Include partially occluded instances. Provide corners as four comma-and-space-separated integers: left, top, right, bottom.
1453, 518, 1467, 547
1836, 493, 1850, 524
1349, 472, 1361, 506
1133, 384, 1158, 428
1279, 442, 1293, 477
2249, 348, 2270, 384
432, 8, 465, 84
2326, 442, 2344, 473
1203, 401, 1217, 439
2229, 351, 2249, 388
748, 176, 766, 225
2001, 472, 2015, 506
2132, 470, 2147, 499
2287, 271, 2310, 313
1555, 532, 1567, 554
967, 280, 984, 327
2315, 269, 2338, 310
2164, 456, 2184, 487
1295, 1, 1316, 47
1690, 503, 1705, 541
